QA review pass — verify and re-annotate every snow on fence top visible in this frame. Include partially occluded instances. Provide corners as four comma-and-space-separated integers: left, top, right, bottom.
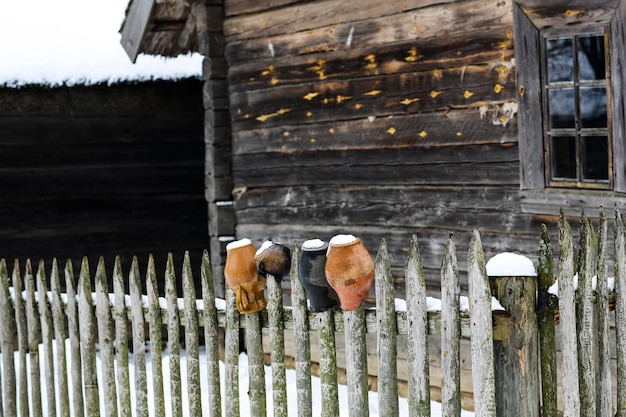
486, 252, 537, 277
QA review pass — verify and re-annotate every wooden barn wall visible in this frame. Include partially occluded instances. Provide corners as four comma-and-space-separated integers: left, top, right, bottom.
223, 0, 548, 293
0, 79, 208, 291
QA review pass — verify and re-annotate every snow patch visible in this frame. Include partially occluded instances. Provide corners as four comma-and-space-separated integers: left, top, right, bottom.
486, 252, 537, 277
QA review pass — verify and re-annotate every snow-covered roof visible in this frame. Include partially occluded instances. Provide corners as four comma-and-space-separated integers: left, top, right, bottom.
0, 0, 202, 87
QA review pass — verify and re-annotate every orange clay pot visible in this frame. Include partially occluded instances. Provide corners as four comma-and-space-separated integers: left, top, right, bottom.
324, 236, 374, 311
224, 239, 267, 314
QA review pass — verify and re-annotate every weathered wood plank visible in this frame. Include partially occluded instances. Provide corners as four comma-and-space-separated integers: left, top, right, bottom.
113, 256, 132, 417
615, 207, 626, 416
597, 208, 613, 417
317, 310, 340, 417
165, 254, 183, 417
95, 258, 118, 417
120, 0, 156, 62
65, 260, 84, 417
246, 312, 267, 417
0, 259, 16, 417
520, 1, 619, 29
440, 236, 461, 416
577, 215, 597, 417
290, 245, 313, 417
610, 1, 626, 193
232, 110, 517, 156
405, 235, 430, 417
25, 260, 43, 417
12, 260, 28, 417
345, 305, 369, 417
233, 149, 520, 189
224, 287, 240, 417
130, 257, 148, 417
146, 256, 165, 417
201, 250, 222, 417
182, 252, 202, 417
225, 0, 305, 17
78, 257, 99, 417
266, 273, 288, 417
467, 230, 496, 417
50, 259, 70, 417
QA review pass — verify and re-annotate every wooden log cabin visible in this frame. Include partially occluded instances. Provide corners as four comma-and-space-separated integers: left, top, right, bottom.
122, 0, 626, 295
0, 79, 208, 291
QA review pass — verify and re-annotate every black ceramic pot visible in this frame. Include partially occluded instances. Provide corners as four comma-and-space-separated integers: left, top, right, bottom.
298, 239, 340, 312
255, 241, 291, 279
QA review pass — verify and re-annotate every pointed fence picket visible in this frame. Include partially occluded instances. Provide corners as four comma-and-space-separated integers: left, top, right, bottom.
3, 209, 626, 416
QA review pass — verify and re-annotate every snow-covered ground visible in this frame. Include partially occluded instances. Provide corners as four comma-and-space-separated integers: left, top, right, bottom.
0, 0, 202, 86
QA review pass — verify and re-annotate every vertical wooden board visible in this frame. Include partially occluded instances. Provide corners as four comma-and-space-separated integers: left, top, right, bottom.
374, 239, 399, 415
344, 307, 369, 417
0, 259, 16, 417
614, 207, 626, 416
130, 257, 148, 417
290, 245, 313, 417
78, 257, 100, 416
246, 313, 267, 417
50, 260, 70, 417
113, 257, 132, 417
36, 260, 56, 417
182, 252, 202, 417
557, 213, 581, 416
165, 254, 183, 417
95, 258, 118, 417
467, 230, 496, 416
201, 250, 222, 417
596, 208, 614, 417
610, 3, 626, 193
65, 260, 85, 417
440, 237, 461, 416
266, 273, 288, 417
537, 225, 557, 417
25, 260, 43, 417
146, 255, 165, 417
12, 261, 27, 417
317, 310, 339, 417
576, 215, 597, 417
224, 287, 240, 417
404, 235, 430, 417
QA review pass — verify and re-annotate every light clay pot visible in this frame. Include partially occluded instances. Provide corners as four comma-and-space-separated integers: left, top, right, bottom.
224, 238, 267, 314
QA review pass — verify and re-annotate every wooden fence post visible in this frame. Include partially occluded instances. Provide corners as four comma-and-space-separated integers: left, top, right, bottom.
489, 255, 540, 417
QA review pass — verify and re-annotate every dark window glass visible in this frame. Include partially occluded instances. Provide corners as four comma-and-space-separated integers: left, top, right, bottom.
578, 35, 606, 81
552, 136, 576, 178
582, 136, 609, 180
548, 88, 575, 128
580, 87, 607, 128
547, 38, 573, 82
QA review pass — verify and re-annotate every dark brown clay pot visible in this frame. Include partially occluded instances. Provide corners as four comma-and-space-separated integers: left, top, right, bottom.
224, 238, 267, 314
255, 241, 291, 279
324, 235, 374, 311
298, 239, 340, 312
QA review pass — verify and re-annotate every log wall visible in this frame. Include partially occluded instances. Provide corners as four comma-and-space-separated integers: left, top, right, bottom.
223, 0, 545, 291
0, 79, 208, 290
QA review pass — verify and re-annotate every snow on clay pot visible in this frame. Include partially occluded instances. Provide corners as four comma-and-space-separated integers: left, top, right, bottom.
298, 239, 340, 312
324, 235, 374, 311
255, 241, 291, 279
224, 238, 267, 314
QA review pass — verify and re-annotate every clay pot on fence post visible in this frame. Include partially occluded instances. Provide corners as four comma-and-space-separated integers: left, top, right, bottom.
298, 239, 340, 312
224, 238, 267, 314
324, 234, 375, 311
255, 241, 291, 280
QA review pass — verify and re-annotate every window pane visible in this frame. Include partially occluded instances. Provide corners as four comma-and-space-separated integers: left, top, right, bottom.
546, 38, 573, 83
548, 89, 575, 128
551, 136, 576, 179
578, 35, 606, 81
580, 87, 607, 128
582, 136, 609, 180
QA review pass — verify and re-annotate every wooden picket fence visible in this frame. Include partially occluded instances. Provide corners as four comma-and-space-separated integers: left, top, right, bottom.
0, 207, 624, 416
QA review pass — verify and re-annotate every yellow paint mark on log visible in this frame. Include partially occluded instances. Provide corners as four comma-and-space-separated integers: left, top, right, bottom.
270, 78, 278, 85
494, 84, 503, 93
400, 98, 420, 105
237, 108, 242, 114
323, 98, 333, 104
363, 90, 382, 96
256, 108, 291, 122
464, 90, 474, 99
336, 95, 352, 103
329, 128, 335, 134
506, 30, 513, 39
405, 47, 423, 62
418, 130, 428, 137
500, 115, 508, 124
519, 85, 525, 97
433, 69, 442, 79
307, 59, 329, 80
261, 64, 275, 76
364, 54, 378, 70
283, 131, 290, 137
386, 127, 396, 135
303, 92, 319, 101
310, 138, 316, 143
243, 114, 252, 119
281, 145, 287, 151
430, 90, 442, 98
564, 9, 583, 17
306, 111, 313, 117
456, 132, 463, 136
354, 103, 363, 109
